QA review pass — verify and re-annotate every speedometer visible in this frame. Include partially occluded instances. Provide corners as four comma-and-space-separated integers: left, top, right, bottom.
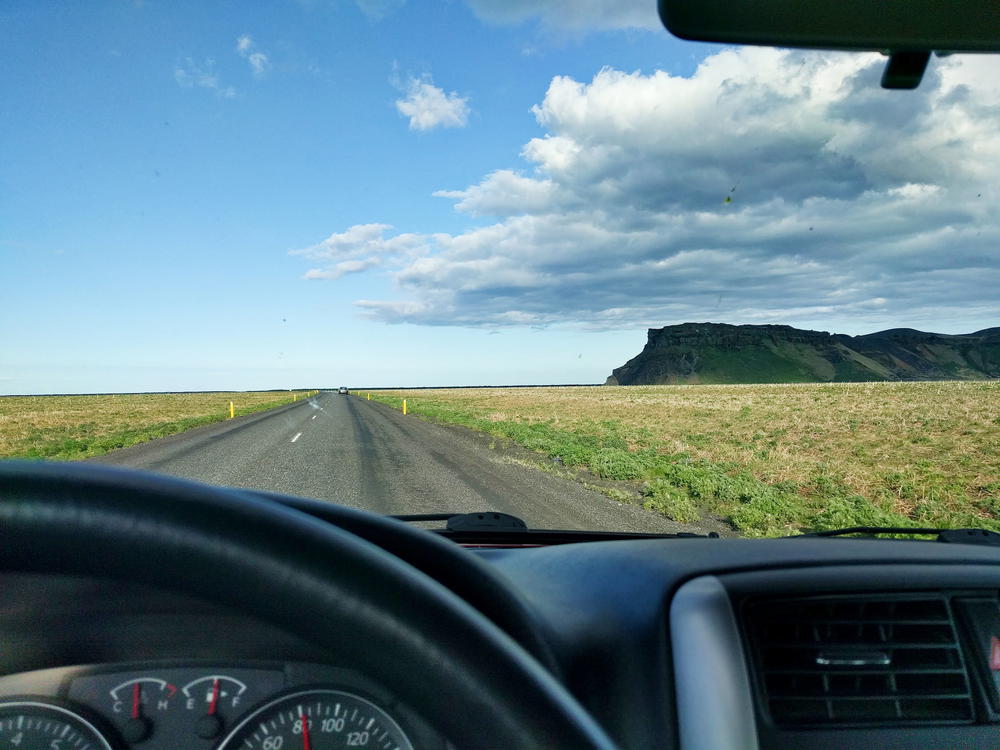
216, 690, 414, 750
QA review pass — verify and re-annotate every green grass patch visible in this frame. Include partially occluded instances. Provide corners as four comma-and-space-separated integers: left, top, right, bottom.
3, 393, 313, 461
641, 480, 700, 523
366, 390, 969, 537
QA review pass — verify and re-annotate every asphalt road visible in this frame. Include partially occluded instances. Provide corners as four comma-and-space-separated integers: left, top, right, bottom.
93, 392, 689, 533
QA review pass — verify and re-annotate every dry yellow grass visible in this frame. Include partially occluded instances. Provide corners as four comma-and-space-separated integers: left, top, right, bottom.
0, 391, 315, 460
371, 382, 1000, 533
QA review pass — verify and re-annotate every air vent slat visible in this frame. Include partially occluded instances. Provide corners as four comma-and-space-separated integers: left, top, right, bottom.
762, 642, 958, 649
758, 618, 950, 623
771, 693, 970, 701
746, 594, 973, 728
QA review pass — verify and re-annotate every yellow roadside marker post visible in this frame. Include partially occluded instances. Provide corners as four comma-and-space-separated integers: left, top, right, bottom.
367, 393, 371, 401
229, 401, 234, 419
403, 399, 407, 415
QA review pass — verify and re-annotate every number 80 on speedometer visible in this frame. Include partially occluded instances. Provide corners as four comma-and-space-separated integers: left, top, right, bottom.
215, 690, 414, 750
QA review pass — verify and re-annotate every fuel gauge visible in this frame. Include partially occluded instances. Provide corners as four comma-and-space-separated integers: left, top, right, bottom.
181, 676, 248, 739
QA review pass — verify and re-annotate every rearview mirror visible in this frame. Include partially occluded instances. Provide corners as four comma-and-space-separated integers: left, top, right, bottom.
657, 0, 1000, 88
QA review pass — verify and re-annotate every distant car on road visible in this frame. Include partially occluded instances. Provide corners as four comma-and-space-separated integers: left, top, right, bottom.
338, 386, 348, 394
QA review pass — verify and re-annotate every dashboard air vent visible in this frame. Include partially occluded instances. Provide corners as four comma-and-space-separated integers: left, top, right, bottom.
745, 594, 973, 727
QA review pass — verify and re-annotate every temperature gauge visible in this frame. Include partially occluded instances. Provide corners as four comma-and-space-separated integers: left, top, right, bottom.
182, 676, 248, 739
108, 679, 176, 742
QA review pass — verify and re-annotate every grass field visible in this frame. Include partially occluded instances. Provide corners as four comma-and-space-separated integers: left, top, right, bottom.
0, 391, 316, 461
365, 382, 1000, 537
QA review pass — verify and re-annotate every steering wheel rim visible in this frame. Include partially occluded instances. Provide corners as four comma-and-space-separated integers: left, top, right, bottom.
244, 488, 564, 675
0, 460, 617, 750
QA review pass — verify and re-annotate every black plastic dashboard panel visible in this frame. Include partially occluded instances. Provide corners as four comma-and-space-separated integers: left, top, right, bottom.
0, 574, 331, 674
6, 535, 1000, 750
478, 538, 1000, 750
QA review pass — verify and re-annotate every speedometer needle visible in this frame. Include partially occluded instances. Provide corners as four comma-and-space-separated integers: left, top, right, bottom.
131, 682, 141, 719
300, 715, 311, 750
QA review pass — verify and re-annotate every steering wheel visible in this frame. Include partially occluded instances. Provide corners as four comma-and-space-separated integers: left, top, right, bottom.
0, 461, 617, 750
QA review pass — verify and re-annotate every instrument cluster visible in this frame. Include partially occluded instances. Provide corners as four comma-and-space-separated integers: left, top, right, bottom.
0, 662, 446, 750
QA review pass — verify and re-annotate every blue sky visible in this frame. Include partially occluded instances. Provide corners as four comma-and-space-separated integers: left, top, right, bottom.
3, 1, 998, 393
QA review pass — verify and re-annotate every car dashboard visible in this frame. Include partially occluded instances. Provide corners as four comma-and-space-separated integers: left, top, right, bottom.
4, 534, 1000, 750
0, 575, 446, 750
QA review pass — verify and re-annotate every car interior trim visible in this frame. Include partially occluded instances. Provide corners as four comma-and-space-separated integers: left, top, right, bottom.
670, 575, 759, 750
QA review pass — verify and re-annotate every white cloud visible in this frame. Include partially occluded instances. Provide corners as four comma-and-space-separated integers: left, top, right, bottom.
297, 49, 1000, 331
292, 223, 431, 280
395, 76, 470, 131
174, 58, 235, 98
303, 258, 382, 280
464, 0, 660, 32
247, 52, 268, 75
434, 171, 558, 216
236, 34, 270, 76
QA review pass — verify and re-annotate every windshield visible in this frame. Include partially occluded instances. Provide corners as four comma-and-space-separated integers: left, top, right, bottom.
2, 1, 998, 536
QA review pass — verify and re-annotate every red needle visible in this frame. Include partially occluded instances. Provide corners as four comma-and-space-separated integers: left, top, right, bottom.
131, 683, 141, 719
300, 715, 311, 750
208, 679, 220, 716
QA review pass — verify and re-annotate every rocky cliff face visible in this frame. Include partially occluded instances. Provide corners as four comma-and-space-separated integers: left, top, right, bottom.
606, 323, 1000, 385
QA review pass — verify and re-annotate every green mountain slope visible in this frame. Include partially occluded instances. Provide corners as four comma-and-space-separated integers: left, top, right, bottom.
607, 323, 1000, 385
